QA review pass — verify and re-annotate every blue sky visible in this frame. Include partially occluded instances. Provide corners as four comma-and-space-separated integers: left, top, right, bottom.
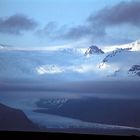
0, 0, 140, 47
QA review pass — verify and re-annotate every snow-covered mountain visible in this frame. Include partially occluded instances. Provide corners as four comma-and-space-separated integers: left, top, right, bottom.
0, 39, 140, 81
99, 42, 140, 78
85, 45, 104, 56
102, 48, 132, 63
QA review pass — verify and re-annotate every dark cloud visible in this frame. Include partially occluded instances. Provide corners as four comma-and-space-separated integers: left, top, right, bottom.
61, 24, 105, 40
89, 1, 140, 27
1, 80, 140, 94
0, 14, 37, 35
61, 1, 140, 41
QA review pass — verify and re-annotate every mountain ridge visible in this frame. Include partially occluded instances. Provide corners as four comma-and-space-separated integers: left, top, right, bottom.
0, 39, 140, 80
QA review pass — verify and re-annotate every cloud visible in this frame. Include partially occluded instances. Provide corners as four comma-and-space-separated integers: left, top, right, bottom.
1, 80, 140, 95
60, 25, 105, 40
0, 14, 37, 35
37, 22, 105, 41
89, 1, 140, 27
60, 1, 140, 41
35, 1, 140, 45
36, 21, 57, 37
36, 21, 67, 39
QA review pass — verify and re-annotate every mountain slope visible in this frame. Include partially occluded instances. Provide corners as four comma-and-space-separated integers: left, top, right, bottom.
0, 103, 41, 131
102, 48, 132, 63
99, 46, 140, 78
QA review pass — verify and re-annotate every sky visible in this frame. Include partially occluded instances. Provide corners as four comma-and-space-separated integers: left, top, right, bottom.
0, 0, 140, 48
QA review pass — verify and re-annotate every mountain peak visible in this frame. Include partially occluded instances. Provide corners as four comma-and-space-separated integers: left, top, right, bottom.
85, 45, 104, 56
